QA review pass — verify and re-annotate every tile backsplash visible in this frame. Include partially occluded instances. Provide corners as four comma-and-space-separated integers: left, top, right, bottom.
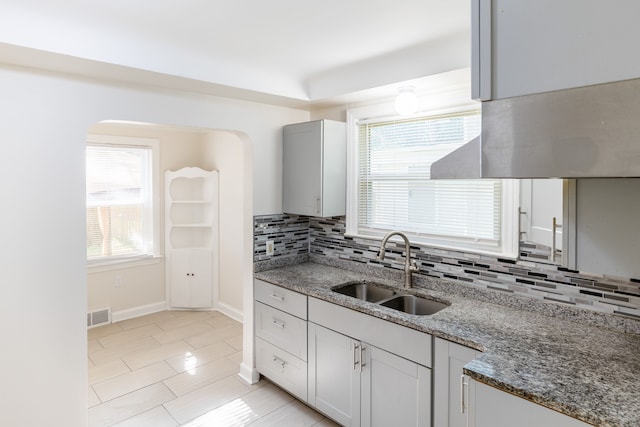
254, 214, 640, 320
253, 214, 309, 262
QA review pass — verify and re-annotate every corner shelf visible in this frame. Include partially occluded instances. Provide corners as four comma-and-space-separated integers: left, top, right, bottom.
165, 167, 219, 308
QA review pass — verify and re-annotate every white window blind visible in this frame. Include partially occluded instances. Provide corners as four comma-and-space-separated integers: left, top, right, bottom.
86, 144, 154, 261
356, 111, 507, 251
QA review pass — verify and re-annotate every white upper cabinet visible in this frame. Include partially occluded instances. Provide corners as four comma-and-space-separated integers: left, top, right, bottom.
473, 0, 640, 100
283, 119, 346, 217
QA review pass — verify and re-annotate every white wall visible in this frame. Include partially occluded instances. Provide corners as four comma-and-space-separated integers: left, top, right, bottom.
201, 131, 258, 383
202, 130, 251, 319
0, 63, 307, 427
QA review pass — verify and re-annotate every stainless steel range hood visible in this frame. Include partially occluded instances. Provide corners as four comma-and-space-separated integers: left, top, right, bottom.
431, 78, 640, 178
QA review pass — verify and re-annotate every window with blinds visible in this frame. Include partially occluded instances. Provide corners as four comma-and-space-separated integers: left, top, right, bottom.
86, 142, 155, 262
353, 110, 513, 254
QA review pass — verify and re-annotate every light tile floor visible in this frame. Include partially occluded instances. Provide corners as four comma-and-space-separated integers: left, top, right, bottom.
88, 310, 338, 427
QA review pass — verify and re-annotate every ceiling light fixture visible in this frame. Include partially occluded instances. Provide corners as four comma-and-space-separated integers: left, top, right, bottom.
395, 86, 419, 116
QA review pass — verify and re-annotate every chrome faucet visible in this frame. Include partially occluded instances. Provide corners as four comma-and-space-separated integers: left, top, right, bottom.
377, 231, 419, 288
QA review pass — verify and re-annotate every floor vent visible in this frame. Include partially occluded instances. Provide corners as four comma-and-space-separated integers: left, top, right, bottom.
87, 307, 111, 328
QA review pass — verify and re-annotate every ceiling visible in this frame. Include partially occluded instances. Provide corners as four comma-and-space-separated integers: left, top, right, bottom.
0, 0, 472, 108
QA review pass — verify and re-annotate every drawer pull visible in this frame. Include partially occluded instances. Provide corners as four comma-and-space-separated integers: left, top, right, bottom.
461, 374, 468, 414
269, 293, 285, 302
271, 319, 286, 329
353, 343, 360, 370
272, 356, 287, 369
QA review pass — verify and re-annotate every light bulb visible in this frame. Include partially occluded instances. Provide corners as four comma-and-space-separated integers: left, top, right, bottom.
395, 86, 419, 115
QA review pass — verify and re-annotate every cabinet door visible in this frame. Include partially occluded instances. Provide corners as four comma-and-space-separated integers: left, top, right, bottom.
474, 1, 640, 100
308, 322, 361, 427
361, 345, 430, 427
169, 249, 212, 308
434, 338, 480, 427
519, 179, 563, 264
468, 379, 591, 427
188, 249, 212, 308
283, 120, 322, 216
169, 250, 191, 308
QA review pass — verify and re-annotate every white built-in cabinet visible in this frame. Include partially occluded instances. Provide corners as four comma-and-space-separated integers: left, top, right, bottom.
434, 338, 480, 427
308, 297, 431, 427
467, 378, 591, 427
165, 167, 218, 309
472, 0, 640, 100
169, 249, 213, 308
282, 119, 346, 217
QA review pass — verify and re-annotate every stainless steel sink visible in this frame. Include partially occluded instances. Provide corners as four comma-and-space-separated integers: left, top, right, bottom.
332, 281, 397, 303
380, 295, 449, 316
332, 281, 450, 316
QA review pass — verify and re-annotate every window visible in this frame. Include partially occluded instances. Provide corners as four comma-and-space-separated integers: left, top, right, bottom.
86, 135, 159, 265
347, 107, 518, 257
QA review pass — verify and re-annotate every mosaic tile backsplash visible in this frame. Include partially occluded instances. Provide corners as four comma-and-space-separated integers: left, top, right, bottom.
254, 214, 309, 262
254, 214, 640, 320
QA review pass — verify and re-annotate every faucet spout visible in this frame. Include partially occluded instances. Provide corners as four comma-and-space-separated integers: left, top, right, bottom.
378, 231, 419, 288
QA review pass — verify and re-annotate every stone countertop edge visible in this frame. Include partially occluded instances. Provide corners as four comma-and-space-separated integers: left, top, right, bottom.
254, 260, 640, 427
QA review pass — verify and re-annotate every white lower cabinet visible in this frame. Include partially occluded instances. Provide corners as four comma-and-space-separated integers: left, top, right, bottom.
169, 249, 213, 308
254, 282, 592, 427
308, 297, 432, 427
433, 338, 480, 427
467, 378, 591, 427
254, 280, 308, 401
362, 344, 431, 427
308, 322, 361, 426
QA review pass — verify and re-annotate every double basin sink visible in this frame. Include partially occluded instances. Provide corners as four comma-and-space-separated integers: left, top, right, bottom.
331, 281, 449, 316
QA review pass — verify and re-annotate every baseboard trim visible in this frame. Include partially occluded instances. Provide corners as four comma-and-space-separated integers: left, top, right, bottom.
239, 363, 260, 385
110, 300, 242, 327
111, 301, 166, 323
218, 302, 244, 323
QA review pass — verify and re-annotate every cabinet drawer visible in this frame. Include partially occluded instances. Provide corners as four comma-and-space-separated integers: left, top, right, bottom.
255, 279, 307, 319
256, 337, 307, 401
255, 302, 307, 360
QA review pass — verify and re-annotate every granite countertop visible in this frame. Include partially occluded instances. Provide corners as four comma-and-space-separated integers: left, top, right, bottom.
255, 261, 640, 427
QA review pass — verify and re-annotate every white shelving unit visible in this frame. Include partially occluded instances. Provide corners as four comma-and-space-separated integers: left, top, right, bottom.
165, 167, 219, 309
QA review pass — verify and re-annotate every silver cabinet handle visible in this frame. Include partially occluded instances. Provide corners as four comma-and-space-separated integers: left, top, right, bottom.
551, 216, 562, 262
272, 356, 287, 369
460, 374, 468, 414
316, 197, 321, 215
360, 345, 366, 372
271, 319, 285, 329
353, 343, 360, 370
518, 207, 526, 240
551, 216, 557, 261
269, 293, 284, 302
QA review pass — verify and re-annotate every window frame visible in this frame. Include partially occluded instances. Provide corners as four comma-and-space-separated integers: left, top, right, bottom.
86, 134, 161, 270
346, 101, 519, 259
